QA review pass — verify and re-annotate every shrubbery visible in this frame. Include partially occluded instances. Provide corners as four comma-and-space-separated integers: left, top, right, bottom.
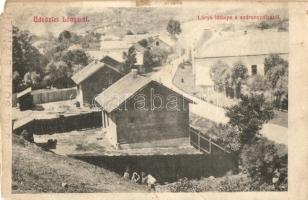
240, 137, 288, 190
168, 173, 286, 192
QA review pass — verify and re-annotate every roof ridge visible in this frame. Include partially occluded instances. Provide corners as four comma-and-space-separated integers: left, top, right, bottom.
71, 60, 105, 84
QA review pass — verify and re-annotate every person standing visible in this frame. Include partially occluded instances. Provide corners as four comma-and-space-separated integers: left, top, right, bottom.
123, 167, 130, 180
147, 174, 157, 191
141, 171, 148, 185
131, 172, 141, 183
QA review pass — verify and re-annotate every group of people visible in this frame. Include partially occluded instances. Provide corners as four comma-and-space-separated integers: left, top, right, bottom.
123, 167, 157, 191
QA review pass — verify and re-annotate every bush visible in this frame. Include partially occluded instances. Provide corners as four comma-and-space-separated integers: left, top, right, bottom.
167, 175, 278, 192
217, 175, 251, 192
246, 74, 267, 92
206, 123, 241, 153
20, 130, 34, 143
209, 60, 230, 92
240, 137, 287, 190
226, 94, 274, 144
169, 178, 201, 192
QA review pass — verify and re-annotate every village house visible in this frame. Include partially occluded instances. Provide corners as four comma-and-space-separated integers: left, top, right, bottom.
71, 58, 124, 106
100, 34, 175, 69
17, 87, 34, 111
100, 39, 145, 67
152, 34, 176, 53
95, 70, 194, 148
193, 30, 289, 86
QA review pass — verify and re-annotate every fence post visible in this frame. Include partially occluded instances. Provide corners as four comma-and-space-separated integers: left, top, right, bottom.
198, 132, 200, 151
209, 138, 212, 154
189, 128, 191, 145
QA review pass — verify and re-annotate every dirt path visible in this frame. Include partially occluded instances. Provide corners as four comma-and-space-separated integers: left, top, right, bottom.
151, 56, 288, 146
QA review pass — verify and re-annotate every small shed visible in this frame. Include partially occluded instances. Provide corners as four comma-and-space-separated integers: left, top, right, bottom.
17, 87, 34, 111
95, 70, 194, 148
71, 59, 124, 106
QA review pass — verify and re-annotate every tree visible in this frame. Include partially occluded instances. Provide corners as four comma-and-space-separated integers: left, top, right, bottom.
13, 26, 47, 79
58, 30, 72, 43
62, 49, 89, 66
226, 94, 274, 144
240, 137, 287, 188
246, 74, 267, 92
122, 46, 137, 73
231, 62, 248, 98
44, 61, 72, 87
264, 54, 288, 76
207, 123, 241, 153
167, 19, 182, 36
210, 60, 230, 92
272, 71, 288, 110
264, 54, 288, 110
150, 48, 168, 65
138, 39, 148, 48
231, 62, 248, 83
23, 71, 42, 89
143, 49, 155, 72
257, 21, 270, 30
13, 71, 22, 93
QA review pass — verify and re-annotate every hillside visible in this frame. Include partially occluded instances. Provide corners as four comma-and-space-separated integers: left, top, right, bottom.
12, 135, 147, 193
69, 7, 191, 35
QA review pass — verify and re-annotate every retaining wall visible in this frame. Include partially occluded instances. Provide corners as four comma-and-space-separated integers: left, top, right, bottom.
72, 153, 238, 183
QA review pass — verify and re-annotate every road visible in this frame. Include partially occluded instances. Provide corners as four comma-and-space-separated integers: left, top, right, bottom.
151, 55, 288, 146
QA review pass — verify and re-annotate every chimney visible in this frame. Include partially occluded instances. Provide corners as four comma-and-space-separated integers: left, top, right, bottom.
131, 68, 138, 78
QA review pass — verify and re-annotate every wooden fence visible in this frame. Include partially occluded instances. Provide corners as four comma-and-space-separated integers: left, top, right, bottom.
189, 126, 229, 154
31, 88, 77, 104
14, 111, 102, 135
12, 87, 77, 106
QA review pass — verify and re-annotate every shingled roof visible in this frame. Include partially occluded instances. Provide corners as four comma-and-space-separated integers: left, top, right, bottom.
95, 72, 151, 113
95, 71, 193, 113
71, 60, 123, 84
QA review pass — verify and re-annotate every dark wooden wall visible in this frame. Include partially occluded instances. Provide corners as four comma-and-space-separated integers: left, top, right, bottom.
114, 81, 191, 144
81, 67, 123, 105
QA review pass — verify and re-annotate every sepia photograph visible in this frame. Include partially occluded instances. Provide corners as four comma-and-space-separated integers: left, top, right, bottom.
9, 3, 289, 193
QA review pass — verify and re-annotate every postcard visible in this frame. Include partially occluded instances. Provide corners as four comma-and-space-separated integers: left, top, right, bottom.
1, 1, 308, 200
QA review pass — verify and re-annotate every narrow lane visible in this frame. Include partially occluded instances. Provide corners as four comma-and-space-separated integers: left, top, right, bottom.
151, 55, 287, 145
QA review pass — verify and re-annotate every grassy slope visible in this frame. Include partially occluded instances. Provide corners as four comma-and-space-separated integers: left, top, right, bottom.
12, 135, 147, 193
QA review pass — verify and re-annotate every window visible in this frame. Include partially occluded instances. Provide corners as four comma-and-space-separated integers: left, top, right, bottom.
251, 65, 257, 75
156, 41, 159, 46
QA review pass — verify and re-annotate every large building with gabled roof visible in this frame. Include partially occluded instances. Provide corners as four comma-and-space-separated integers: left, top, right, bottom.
194, 30, 288, 86
71, 58, 124, 106
95, 70, 194, 148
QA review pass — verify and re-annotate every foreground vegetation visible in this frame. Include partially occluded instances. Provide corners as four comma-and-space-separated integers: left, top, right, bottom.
161, 172, 287, 192
210, 54, 288, 111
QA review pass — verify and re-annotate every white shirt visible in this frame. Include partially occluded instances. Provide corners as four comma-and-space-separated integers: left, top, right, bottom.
147, 174, 157, 185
